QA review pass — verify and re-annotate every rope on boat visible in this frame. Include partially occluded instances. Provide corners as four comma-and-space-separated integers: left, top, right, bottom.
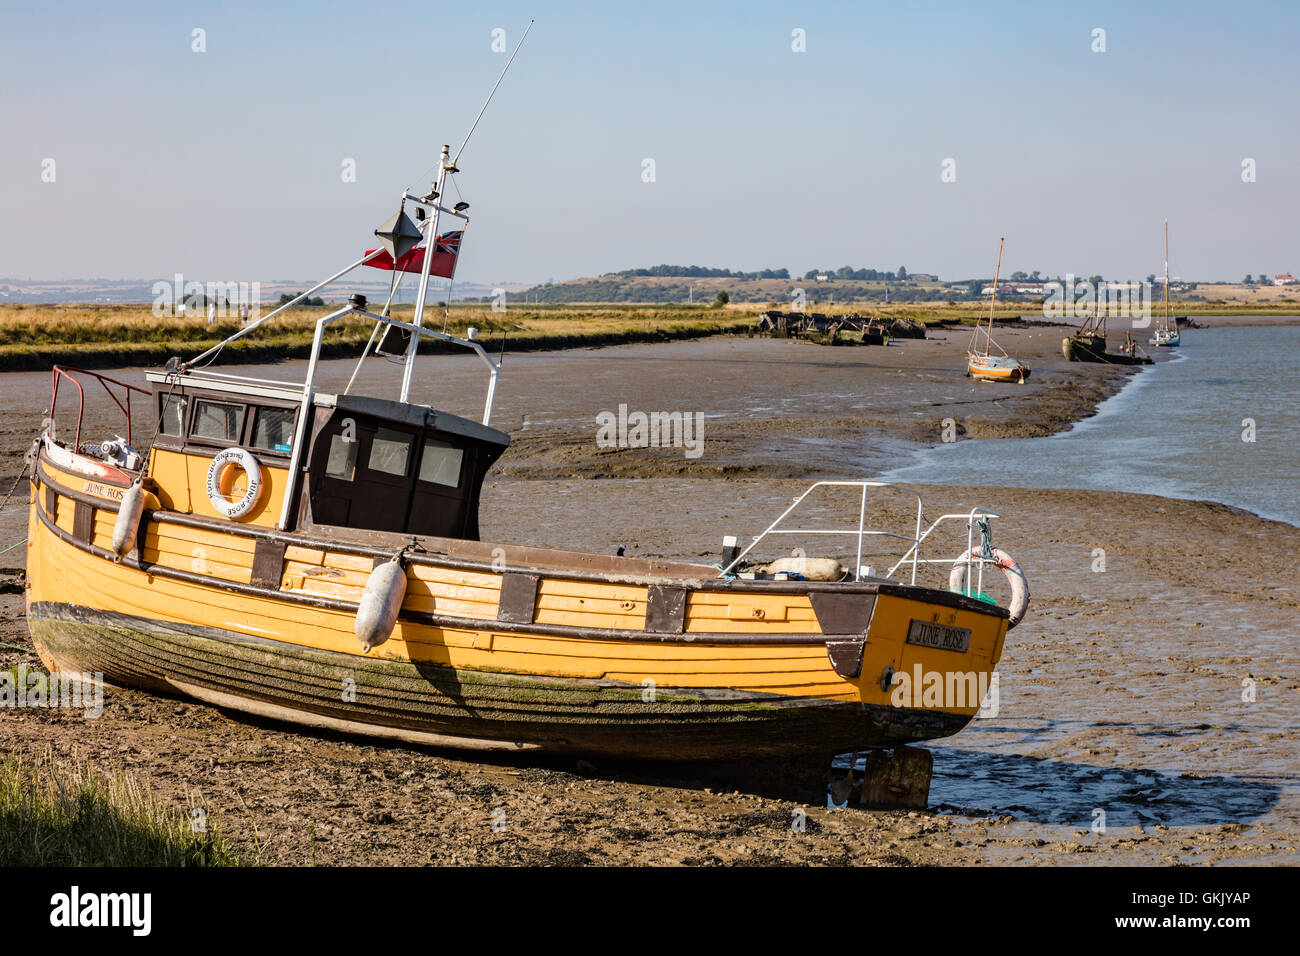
0, 640, 38, 657
0, 538, 28, 556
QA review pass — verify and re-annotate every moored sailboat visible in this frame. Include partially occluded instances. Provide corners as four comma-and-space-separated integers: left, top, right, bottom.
1150, 219, 1181, 347
967, 238, 1031, 383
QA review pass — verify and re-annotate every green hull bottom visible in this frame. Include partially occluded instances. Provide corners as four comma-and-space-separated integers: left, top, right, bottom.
28, 602, 971, 765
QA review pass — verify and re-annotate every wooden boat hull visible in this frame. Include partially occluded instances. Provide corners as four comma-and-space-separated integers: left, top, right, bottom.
28, 606, 969, 760
1062, 335, 1153, 365
25, 452, 1007, 762
967, 359, 1030, 383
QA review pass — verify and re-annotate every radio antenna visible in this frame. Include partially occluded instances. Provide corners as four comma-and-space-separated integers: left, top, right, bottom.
453, 19, 534, 167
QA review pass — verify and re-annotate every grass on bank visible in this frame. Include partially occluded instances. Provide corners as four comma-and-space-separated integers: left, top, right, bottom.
0, 748, 249, 866
0, 296, 1291, 369
0, 303, 757, 369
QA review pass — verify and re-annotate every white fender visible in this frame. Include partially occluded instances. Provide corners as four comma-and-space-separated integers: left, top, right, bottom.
110, 479, 146, 562
356, 558, 407, 652
948, 547, 1030, 629
752, 556, 846, 581
206, 448, 264, 519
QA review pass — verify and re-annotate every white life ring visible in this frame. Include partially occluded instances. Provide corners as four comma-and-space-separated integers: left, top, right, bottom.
948, 547, 1030, 629
206, 447, 264, 520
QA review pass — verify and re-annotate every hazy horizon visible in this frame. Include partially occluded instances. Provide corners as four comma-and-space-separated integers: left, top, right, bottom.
3, 1, 1297, 286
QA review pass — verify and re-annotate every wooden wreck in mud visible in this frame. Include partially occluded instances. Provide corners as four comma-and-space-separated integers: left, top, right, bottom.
23, 124, 1030, 808
1062, 313, 1153, 365
755, 311, 926, 346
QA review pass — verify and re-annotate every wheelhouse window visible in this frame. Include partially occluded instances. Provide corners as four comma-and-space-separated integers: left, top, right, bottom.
159, 395, 187, 436
252, 406, 296, 453
191, 400, 243, 442
368, 427, 413, 477
418, 438, 464, 488
325, 434, 357, 480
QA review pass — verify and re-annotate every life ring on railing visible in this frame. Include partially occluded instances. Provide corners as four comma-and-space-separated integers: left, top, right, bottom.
948, 547, 1029, 629
206, 447, 265, 520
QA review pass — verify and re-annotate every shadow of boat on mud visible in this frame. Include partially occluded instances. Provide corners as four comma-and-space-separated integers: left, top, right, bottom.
903, 747, 1281, 828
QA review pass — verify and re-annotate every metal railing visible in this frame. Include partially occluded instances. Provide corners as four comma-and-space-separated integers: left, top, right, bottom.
717, 479, 1000, 586
49, 366, 151, 450
888, 506, 1001, 594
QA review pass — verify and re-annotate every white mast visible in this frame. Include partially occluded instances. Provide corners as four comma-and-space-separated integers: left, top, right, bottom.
1163, 218, 1171, 333
398, 20, 534, 404
971, 237, 1004, 360
400, 146, 451, 403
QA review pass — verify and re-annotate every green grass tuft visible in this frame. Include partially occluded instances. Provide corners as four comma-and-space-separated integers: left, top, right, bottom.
0, 750, 252, 866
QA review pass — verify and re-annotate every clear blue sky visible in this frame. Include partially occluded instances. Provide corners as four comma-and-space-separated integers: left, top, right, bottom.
2, 0, 1296, 285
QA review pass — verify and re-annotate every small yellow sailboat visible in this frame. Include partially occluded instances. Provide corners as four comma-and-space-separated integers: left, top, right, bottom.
21, 55, 1031, 799
968, 237, 1031, 383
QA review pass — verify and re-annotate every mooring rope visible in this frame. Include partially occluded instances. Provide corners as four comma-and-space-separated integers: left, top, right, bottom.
0, 469, 27, 515
0, 538, 28, 556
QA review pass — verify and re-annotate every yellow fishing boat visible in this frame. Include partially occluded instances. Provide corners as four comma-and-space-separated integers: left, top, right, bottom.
22, 80, 1031, 801
27, 386, 1025, 758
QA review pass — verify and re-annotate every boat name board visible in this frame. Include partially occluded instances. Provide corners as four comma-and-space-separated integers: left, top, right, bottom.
905, 619, 971, 653
82, 480, 125, 502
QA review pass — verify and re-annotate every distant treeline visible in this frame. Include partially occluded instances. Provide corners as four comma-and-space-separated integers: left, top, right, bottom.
604, 265, 939, 282
606, 265, 791, 279
802, 266, 921, 281
491, 279, 957, 304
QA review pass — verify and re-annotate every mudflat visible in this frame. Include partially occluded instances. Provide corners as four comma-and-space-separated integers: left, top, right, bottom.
1, 329, 1294, 865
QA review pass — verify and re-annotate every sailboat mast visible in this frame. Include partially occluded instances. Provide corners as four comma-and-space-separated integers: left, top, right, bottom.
1163, 219, 1171, 333
986, 237, 1004, 358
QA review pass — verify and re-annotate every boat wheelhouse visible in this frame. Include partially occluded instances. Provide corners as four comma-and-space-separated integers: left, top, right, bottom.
145, 364, 506, 540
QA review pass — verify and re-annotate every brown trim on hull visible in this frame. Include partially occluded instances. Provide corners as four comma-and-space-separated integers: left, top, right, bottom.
496, 572, 539, 624
644, 585, 688, 634
72, 500, 95, 543
250, 538, 287, 590
809, 592, 879, 679
809, 592, 878, 636
825, 640, 868, 679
